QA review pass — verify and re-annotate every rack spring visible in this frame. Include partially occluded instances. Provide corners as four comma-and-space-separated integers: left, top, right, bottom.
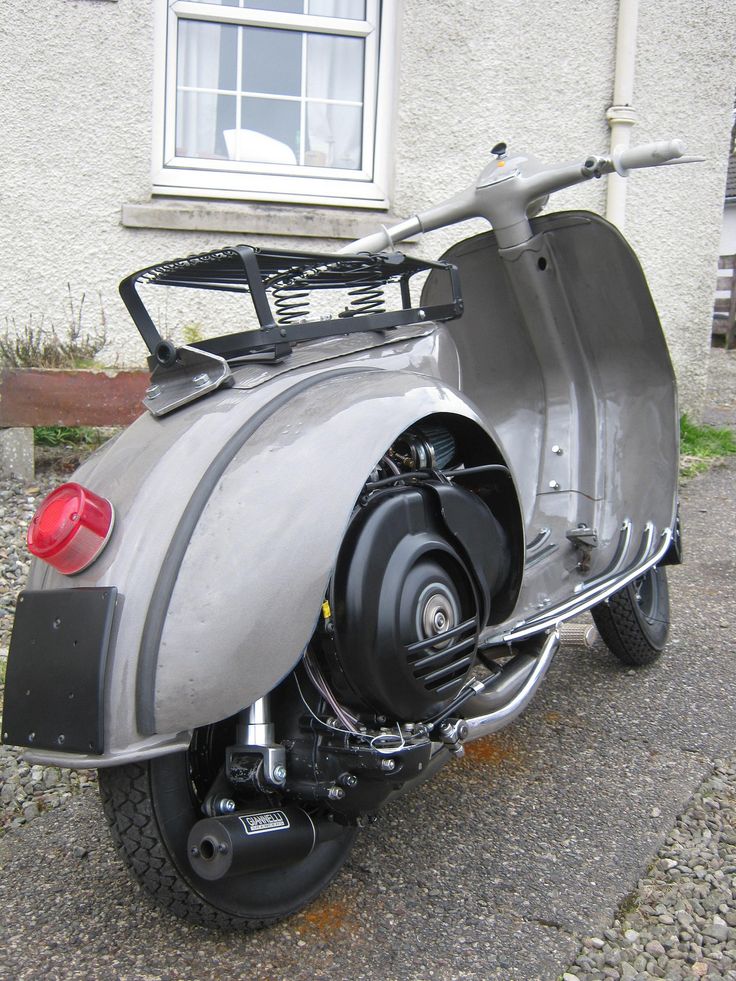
272, 281, 311, 325
347, 265, 387, 315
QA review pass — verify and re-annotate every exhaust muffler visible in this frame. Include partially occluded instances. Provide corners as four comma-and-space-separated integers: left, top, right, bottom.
188, 805, 321, 881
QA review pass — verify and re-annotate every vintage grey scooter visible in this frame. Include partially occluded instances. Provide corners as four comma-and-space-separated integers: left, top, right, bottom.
3, 138, 688, 928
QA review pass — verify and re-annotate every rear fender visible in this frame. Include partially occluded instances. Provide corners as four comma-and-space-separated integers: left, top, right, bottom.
23, 366, 516, 764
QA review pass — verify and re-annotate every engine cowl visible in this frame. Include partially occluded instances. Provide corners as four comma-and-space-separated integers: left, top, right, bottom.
324, 483, 509, 722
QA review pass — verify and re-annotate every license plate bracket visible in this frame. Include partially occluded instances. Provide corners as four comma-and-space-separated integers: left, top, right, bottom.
2, 587, 118, 755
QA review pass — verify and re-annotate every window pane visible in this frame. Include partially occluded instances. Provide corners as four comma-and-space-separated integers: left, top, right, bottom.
242, 0, 305, 11
178, 20, 237, 91
176, 91, 236, 158
306, 32, 363, 102
186, 0, 367, 18
307, 0, 366, 18
306, 103, 362, 169
243, 27, 302, 96
241, 97, 301, 161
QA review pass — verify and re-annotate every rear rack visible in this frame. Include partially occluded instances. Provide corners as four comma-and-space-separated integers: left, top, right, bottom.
119, 245, 463, 365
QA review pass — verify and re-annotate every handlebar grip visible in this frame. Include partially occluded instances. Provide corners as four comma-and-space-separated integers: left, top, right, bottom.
612, 139, 686, 176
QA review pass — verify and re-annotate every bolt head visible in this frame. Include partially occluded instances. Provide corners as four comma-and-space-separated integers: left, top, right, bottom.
380, 758, 396, 772
273, 764, 287, 783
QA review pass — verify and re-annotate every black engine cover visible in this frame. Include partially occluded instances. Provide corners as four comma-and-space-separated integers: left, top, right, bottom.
327, 483, 509, 721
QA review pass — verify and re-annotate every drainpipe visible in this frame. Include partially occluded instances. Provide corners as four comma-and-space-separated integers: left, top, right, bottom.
606, 0, 639, 230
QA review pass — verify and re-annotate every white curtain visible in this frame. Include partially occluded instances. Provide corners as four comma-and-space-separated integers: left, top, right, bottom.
306, 0, 363, 169
177, 22, 225, 159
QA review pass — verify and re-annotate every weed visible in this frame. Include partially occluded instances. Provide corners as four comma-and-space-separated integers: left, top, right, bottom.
0, 286, 108, 369
181, 323, 204, 345
33, 426, 101, 448
680, 414, 736, 478
615, 887, 640, 919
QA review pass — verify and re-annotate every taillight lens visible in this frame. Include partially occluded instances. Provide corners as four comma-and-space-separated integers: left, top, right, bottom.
27, 482, 114, 575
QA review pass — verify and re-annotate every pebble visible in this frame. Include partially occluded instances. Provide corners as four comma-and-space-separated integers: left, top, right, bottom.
0, 471, 99, 835
565, 758, 736, 980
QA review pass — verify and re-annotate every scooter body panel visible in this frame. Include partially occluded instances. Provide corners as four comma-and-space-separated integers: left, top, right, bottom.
23, 327, 506, 763
16, 212, 677, 766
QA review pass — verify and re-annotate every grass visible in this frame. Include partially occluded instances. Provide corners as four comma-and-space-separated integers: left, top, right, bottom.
680, 414, 736, 478
33, 426, 102, 448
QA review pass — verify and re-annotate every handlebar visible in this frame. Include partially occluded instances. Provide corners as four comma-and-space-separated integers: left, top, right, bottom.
340, 138, 699, 255
610, 139, 686, 176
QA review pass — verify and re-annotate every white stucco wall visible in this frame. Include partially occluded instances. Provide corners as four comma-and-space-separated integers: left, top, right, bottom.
1, 0, 735, 412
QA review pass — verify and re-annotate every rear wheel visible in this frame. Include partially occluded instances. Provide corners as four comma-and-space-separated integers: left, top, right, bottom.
591, 566, 670, 666
98, 724, 356, 930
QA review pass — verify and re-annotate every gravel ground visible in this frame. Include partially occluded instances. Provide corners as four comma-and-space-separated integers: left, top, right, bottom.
0, 351, 734, 979
0, 454, 97, 832
562, 349, 736, 981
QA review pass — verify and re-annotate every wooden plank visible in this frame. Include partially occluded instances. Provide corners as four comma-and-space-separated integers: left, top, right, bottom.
718, 255, 736, 269
0, 368, 150, 427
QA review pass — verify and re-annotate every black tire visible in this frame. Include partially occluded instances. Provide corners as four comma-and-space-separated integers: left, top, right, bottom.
98, 742, 356, 930
591, 566, 670, 666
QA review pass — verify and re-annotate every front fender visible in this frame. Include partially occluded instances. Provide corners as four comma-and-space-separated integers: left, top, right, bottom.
24, 363, 492, 764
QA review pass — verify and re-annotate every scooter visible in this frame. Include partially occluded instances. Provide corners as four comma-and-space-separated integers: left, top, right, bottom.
2, 138, 687, 929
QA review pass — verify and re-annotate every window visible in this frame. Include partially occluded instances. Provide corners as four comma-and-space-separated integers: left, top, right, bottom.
153, 0, 396, 207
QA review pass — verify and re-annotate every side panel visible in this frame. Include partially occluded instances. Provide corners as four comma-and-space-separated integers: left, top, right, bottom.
153, 371, 485, 734
423, 211, 678, 636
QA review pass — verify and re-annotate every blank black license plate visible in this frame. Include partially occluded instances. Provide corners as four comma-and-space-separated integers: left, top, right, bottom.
2, 587, 118, 755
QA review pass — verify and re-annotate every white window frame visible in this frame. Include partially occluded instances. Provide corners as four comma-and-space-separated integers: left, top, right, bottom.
152, 0, 397, 208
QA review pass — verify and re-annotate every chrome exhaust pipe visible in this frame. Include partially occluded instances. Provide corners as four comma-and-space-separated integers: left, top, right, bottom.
463, 629, 560, 741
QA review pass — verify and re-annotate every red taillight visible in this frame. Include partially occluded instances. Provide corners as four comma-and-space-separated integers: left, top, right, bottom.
27, 482, 115, 575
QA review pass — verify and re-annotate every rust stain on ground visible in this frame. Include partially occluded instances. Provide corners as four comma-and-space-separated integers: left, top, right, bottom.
295, 897, 351, 937
463, 733, 517, 766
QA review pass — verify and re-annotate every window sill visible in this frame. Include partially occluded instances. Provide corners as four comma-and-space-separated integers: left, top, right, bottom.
121, 199, 413, 243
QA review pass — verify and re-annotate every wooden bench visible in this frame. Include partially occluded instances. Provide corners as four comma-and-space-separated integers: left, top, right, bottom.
713, 255, 736, 349
0, 368, 149, 480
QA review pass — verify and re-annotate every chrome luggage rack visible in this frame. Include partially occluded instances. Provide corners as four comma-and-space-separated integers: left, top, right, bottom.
119, 244, 463, 366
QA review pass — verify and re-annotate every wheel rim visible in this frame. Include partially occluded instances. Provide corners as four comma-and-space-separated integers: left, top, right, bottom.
631, 569, 659, 624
